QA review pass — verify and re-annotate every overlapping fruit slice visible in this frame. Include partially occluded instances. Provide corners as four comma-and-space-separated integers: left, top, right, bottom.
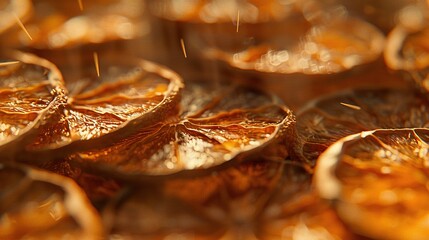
27, 55, 183, 154
0, 0, 32, 34
294, 87, 429, 167
5, 0, 146, 48
0, 51, 66, 155
71, 82, 294, 176
102, 159, 360, 239
0, 163, 103, 239
210, 16, 384, 74
315, 128, 429, 239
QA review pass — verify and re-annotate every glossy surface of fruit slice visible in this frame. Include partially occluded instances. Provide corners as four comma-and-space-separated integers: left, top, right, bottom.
28, 56, 183, 153
294, 88, 429, 167
0, 51, 66, 156
315, 128, 429, 239
72, 82, 294, 177
0, 163, 103, 239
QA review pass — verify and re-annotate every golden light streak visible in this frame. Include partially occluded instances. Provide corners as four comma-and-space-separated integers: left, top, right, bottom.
236, 10, 240, 33
340, 102, 361, 110
93, 52, 100, 77
14, 13, 32, 40
0, 61, 20, 67
180, 38, 187, 58
78, 0, 84, 11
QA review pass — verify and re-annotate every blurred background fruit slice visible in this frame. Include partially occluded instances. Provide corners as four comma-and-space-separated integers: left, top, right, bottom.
0, 0, 32, 34
385, 3, 429, 94
209, 16, 384, 75
1, 0, 147, 49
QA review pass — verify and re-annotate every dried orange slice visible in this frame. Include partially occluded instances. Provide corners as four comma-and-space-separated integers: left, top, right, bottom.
209, 16, 384, 74
149, 0, 310, 73
103, 159, 358, 239
0, 163, 103, 239
5, 0, 146, 49
0, 51, 66, 157
71, 82, 294, 177
294, 87, 429, 167
150, 0, 294, 23
315, 128, 429, 239
27, 55, 183, 154
0, 0, 32, 34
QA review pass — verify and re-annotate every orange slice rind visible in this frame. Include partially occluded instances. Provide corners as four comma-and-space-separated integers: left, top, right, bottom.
0, 51, 66, 156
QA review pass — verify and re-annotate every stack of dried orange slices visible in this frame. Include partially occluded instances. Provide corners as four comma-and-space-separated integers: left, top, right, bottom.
0, 52, 296, 238
4, 0, 429, 239
293, 3, 429, 240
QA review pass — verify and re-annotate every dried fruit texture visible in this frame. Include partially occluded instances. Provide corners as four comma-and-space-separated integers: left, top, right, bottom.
150, 0, 296, 23
294, 88, 429, 167
315, 129, 429, 239
0, 163, 103, 239
0, 51, 66, 156
209, 16, 384, 74
103, 159, 359, 239
27, 56, 183, 153
71, 82, 294, 177
0, 0, 32, 34
3, 0, 147, 49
